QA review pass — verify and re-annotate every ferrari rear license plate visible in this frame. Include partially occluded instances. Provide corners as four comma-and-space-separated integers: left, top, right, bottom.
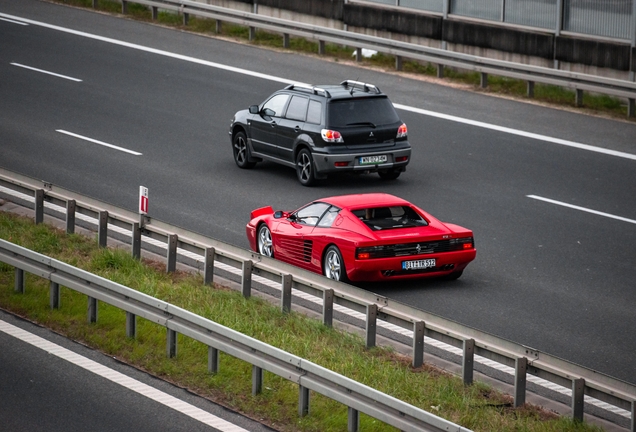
360, 155, 387, 165
402, 259, 436, 270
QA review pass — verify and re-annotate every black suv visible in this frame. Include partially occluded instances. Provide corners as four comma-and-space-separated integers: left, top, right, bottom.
229, 80, 411, 186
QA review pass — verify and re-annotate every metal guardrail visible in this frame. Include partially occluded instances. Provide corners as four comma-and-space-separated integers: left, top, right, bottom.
0, 166, 635, 431
111, 0, 636, 116
0, 239, 471, 432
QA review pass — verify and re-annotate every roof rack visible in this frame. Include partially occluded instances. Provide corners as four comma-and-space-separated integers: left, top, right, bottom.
285, 83, 331, 97
340, 80, 382, 94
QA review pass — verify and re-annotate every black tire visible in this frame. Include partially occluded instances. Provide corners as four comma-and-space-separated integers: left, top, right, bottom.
296, 148, 316, 186
257, 224, 274, 257
378, 169, 401, 180
443, 270, 463, 281
323, 245, 347, 282
233, 131, 256, 169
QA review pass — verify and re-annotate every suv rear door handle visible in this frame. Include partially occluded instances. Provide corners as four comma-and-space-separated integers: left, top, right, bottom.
294, 126, 301, 132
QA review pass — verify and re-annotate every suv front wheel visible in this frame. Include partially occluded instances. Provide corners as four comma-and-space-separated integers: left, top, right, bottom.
233, 131, 256, 169
296, 148, 316, 186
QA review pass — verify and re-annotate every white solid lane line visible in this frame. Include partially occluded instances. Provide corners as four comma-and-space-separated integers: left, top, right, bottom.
527, 195, 636, 225
1, 12, 635, 163
56, 130, 142, 155
1, 16, 28, 25
395, 104, 636, 161
11, 62, 82, 82
0, 319, 250, 432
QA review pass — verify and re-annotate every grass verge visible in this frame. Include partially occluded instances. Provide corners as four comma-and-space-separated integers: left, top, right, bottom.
0, 210, 605, 432
51, 0, 634, 121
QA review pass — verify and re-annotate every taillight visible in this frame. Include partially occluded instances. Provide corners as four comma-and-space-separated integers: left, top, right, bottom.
321, 129, 344, 143
395, 156, 408, 162
357, 252, 370, 260
396, 123, 407, 139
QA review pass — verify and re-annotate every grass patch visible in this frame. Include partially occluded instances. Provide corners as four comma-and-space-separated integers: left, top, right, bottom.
0, 210, 606, 432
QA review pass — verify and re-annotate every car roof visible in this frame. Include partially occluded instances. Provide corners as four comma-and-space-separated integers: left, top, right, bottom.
317, 193, 411, 210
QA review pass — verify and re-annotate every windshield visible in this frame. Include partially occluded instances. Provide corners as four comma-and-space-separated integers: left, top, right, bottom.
327, 97, 400, 128
351, 206, 428, 231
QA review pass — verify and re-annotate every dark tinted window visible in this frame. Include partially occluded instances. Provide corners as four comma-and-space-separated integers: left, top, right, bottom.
285, 96, 309, 121
327, 97, 400, 127
306, 100, 322, 124
351, 206, 427, 231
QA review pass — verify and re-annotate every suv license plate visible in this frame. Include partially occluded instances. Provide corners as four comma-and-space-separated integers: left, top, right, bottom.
360, 155, 387, 165
402, 259, 436, 270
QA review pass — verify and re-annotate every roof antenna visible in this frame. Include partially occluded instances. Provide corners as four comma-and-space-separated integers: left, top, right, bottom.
350, 77, 358, 96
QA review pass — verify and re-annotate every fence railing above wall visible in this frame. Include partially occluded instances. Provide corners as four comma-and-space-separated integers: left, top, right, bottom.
106, 0, 636, 116
1, 166, 635, 431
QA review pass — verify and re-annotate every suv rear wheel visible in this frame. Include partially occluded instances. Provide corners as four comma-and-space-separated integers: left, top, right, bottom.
378, 169, 401, 180
233, 131, 256, 169
296, 148, 316, 186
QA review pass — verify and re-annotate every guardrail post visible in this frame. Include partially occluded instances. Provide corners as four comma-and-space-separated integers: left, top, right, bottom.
514, 357, 528, 407
322, 288, 334, 327
126, 312, 136, 338
395, 55, 403, 71
151, 6, 158, 20
249, 26, 256, 41
49, 281, 60, 309
132, 222, 141, 260
167, 329, 177, 358
575, 89, 584, 107
480, 72, 488, 88
628, 98, 635, 117
166, 234, 177, 273
527, 81, 535, 98
318, 40, 325, 55
283, 33, 290, 48
122, 0, 127, 14
204, 247, 215, 285
298, 385, 310, 416
215, 20, 222, 33
252, 365, 263, 395
208, 346, 219, 374
241, 260, 253, 298
66, 199, 76, 234
462, 338, 475, 385
412, 321, 424, 368
355, 47, 362, 62
281, 274, 292, 313
347, 407, 359, 432
14, 268, 24, 293
87, 296, 97, 323
34, 189, 44, 224
92, 0, 97, 8
183, 12, 189, 26
98, 211, 108, 248
437, 64, 444, 78
572, 378, 585, 421
631, 399, 635, 432
366, 304, 377, 348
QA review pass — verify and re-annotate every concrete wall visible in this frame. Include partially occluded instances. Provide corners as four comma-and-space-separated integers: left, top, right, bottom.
193, 0, 635, 80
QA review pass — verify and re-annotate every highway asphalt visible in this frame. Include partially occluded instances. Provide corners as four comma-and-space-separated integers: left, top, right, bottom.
1, 0, 635, 392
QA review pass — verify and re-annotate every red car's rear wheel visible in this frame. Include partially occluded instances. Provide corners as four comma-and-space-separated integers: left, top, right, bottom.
323, 246, 347, 282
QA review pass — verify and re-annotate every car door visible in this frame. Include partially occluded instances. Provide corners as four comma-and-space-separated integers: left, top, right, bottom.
276, 95, 308, 161
273, 202, 330, 270
249, 94, 289, 156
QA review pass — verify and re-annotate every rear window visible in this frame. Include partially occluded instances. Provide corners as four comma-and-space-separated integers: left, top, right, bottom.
351, 206, 428, 231
327, 97, 400, 128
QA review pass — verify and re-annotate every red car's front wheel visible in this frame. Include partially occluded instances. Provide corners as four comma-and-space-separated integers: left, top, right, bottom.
257, 224, 274, 257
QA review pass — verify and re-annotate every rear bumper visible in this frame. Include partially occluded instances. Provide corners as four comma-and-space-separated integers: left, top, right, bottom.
346, 250, 476, 282
311, 147, 411, 174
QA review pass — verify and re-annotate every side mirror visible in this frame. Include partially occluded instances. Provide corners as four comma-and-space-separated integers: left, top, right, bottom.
274, 211, 285, 219
249, 105, 259, 114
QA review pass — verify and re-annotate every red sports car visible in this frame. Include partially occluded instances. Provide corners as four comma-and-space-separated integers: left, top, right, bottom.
246, 193, 476, 283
